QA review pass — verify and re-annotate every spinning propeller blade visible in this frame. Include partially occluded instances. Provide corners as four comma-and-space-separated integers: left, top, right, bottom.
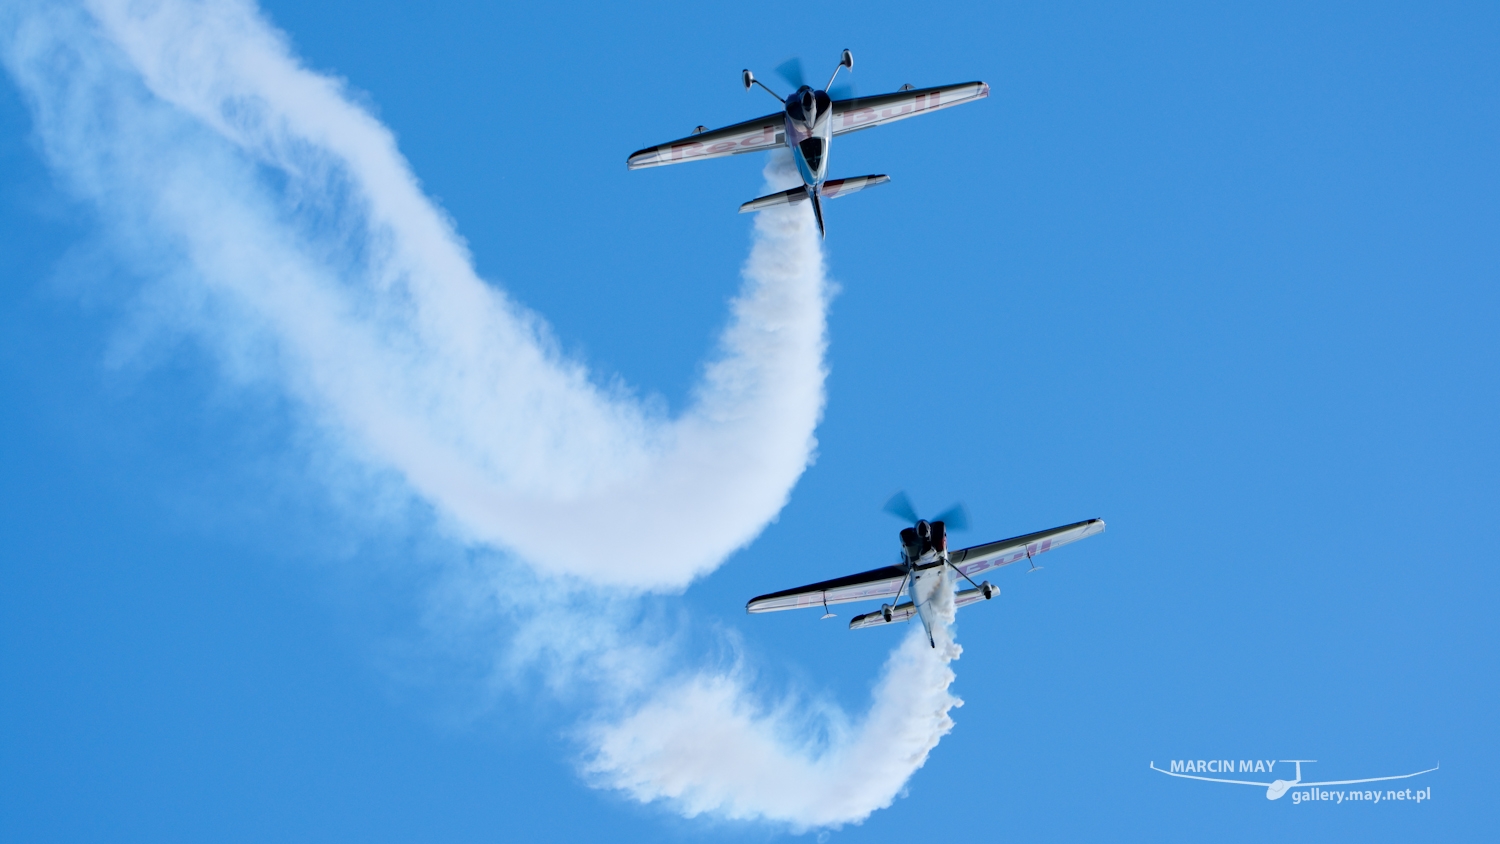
883, 491, 920, 524
775, 58, 806, 89
776, 54, 854, 97
883, 491, 971, 530
933, 503, 970, 532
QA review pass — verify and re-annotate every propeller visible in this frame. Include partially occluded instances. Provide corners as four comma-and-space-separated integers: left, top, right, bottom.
828, 80, 857, 100
882, 491, 969, 531
882, 490, 920, 524
775, 58, 806, 90
933, 503, 970, 533
776, 56, 858, 100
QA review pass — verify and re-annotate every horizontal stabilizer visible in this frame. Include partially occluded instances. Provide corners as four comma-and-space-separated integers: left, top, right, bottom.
820, 174, 890, 199
848, 582, 997, 630
849, 601, 916, 630
739, 185, 810, 214
955, 582, 997, 608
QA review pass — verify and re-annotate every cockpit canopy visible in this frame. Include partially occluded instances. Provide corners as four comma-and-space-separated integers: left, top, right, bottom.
798, 137, 825, 173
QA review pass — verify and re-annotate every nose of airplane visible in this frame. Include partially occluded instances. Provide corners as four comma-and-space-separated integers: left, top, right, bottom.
1266, 780, 1293, 800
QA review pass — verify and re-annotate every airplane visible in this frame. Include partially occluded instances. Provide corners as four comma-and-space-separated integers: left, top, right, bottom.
746, 492, 1105, 647
626, 50, 989, 237
1149, 759, 1440, 801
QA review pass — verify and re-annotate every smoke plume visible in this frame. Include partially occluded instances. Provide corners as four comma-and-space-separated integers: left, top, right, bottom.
0, 0, 963, 828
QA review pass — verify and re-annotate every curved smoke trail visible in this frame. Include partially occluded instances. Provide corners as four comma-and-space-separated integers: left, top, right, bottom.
0, 0, 963, 828
584, 582, 963, 829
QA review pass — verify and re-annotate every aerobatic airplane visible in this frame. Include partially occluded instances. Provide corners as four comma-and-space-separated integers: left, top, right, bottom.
747, 493, 1105, 647
626, 50, 989, 237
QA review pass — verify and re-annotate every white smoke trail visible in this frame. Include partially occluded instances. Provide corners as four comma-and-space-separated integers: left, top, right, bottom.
0, 0, 964, 829
584, 573, 963, 829
8, 0, 829, 589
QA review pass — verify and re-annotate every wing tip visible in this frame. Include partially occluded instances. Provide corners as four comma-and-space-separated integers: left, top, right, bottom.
746, 594, 783, 613
626, 147, 662, 169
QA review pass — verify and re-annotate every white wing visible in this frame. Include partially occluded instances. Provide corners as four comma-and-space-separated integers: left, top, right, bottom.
949, 519, 1106, 579
627, 113, 784, 169
750, 518, 1102, 615
830, 82, 989, 136
747, 565, 907, 613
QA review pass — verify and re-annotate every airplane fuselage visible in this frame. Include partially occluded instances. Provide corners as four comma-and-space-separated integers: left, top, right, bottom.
783, 86, 833, 190
900, 519, 952, 646
906, 556, 950, 646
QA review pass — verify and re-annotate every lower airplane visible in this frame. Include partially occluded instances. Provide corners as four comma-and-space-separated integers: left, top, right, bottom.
747, 492, 1105, 647
627, 50, 988, 237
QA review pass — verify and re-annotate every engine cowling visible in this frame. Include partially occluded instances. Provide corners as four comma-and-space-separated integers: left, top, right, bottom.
900, 527, 920, 561
931, 520, 948, 554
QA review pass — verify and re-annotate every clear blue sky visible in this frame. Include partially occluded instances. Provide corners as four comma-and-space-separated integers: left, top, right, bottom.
2, 1, 1496, 841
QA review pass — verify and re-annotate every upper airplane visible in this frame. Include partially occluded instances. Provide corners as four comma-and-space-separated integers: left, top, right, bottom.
747, 492, 1105, 647
626, 50, 989, 237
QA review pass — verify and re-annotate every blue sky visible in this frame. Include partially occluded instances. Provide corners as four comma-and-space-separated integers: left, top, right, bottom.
2, 1, 1496, 841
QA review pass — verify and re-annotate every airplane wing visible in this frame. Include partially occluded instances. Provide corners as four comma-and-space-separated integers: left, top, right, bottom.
830, 81, 989, 136
746, 565, 907, 614
948, 518, 1106, 579
627, 112, 785, 170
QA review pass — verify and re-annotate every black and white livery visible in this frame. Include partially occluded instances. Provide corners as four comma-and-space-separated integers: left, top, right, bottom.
747, 493, 1105, 647
627, 50, 989, 237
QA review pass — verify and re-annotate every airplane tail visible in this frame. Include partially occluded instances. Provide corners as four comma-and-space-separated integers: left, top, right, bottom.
737, 175, 889, 239
737, 185, 826, 237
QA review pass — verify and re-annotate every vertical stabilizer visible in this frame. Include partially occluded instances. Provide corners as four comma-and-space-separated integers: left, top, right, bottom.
810, 189, 826, 238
